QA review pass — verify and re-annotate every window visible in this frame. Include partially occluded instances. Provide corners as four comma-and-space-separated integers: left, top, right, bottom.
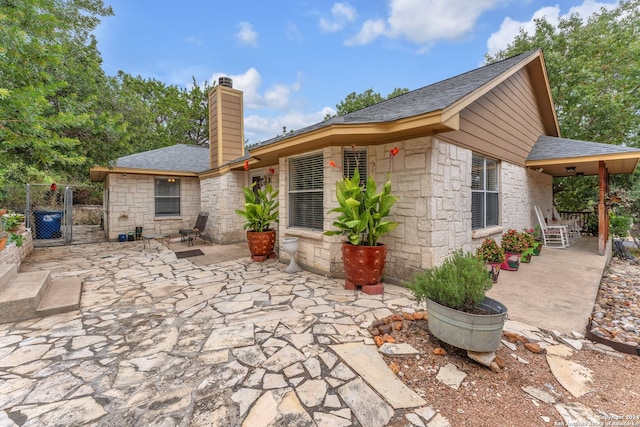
289, 153, 323, 230
343, 147, 367, 184
471, 155, 499, 229
155, 178, 180, 216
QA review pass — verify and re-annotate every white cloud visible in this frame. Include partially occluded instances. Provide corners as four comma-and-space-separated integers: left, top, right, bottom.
319, 2, 357, 32
486, 0, 618, 55
244, 108, 335, 143
236, 21, 258, 47
346, 0, 499, 47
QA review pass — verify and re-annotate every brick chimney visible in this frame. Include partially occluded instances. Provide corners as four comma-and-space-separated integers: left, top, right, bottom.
208, 77, 245, 168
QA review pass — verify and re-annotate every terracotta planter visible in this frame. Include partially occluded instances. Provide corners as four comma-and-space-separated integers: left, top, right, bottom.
0, 237, 6, 251
500, 252, 520, 271
246, 230, 276, 262
342, 243, 386, 295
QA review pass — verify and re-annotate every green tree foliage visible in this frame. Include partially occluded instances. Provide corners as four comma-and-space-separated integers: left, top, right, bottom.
0, 0, 116, 187
332, 87, 409, 117
486, 0, 640, 213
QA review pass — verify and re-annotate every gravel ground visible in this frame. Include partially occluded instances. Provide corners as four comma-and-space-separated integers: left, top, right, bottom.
380, 258, 640, 426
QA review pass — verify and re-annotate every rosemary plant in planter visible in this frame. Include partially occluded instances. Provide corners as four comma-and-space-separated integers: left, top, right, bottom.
235, 182, 279, 262
407, 250, 508, 352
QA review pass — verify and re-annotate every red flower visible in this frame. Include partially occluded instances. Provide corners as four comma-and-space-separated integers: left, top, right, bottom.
243, 160, 249, 171
329, 160, 337, 169
50, 183, 57, 192
268, 167, 275, 175
390, 147, 399, 157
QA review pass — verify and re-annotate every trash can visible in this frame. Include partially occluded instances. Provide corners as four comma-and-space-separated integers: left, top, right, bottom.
34, 210, 63, 239
118, 234, 127, 242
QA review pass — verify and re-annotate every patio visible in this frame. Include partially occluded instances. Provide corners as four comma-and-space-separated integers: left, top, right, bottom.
487, 236, 608, 335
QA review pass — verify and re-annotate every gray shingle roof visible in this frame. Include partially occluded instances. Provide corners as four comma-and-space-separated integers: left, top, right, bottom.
528, 136, 640, 161
251, 50, 539, 148
115, 144, 211, 173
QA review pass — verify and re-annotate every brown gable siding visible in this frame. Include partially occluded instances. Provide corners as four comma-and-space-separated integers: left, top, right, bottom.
439, 68, 545, 166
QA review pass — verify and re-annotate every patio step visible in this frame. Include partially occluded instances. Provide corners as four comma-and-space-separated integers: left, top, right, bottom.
36, 277, 82, 317
0, 264, 19, 289
0, 270, 82, 324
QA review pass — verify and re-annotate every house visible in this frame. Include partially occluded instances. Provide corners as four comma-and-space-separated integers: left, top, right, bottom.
90, 49, 640, 283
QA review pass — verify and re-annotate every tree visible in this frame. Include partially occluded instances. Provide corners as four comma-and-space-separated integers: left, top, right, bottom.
486, 0, 640, 212
331, 87, 409, 117
0, 0, 116, 187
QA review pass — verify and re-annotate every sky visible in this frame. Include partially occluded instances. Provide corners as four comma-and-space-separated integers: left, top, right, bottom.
94, 0, 619, 144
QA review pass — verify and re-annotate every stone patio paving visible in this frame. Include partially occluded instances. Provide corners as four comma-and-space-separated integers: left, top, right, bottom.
0, 241, 442, 426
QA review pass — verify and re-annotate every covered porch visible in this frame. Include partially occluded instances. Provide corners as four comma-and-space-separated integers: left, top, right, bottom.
487, 236, 608, 334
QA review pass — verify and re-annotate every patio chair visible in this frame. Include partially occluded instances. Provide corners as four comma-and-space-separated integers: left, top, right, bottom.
552, 206, 581, 243
179, 212, 209, 247
534, 206, 569, 248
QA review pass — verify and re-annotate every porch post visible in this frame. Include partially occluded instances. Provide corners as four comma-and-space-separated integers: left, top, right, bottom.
598, 161, 608, 255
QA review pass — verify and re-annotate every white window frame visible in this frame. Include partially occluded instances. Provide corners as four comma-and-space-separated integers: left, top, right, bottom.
471, 154, 499, 229
155, 178, 181, 217
288, 152, 324, 230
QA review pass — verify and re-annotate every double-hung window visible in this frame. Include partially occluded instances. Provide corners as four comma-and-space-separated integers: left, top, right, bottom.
471, 154, 499, 229
289, 153, 323, 230
343, 147, 367, 183
155, 178, 181, 217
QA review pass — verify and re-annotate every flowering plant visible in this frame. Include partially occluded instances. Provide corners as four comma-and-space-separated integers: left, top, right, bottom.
476, 238, 504, 263
324, 146, 399, 246
500, 229, 529, 253
522, 228, 536, 249
235, 167, 279, 232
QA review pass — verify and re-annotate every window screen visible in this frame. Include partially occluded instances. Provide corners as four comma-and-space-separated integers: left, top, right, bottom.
155, 178, 181, 216
471, 155, 499, 229
289, 153, 323, 230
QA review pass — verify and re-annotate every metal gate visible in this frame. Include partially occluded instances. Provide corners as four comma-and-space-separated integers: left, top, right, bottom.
25, 184, 104, 247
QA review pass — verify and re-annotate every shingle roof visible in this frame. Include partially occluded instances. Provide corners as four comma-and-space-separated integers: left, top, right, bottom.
528, 136, 640, 161
115, 144, 211, 173
251, 50, 539, 148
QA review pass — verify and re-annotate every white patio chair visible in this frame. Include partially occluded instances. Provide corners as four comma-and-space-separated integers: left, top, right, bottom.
534, 206, 569, 248
552, 206, 581, 242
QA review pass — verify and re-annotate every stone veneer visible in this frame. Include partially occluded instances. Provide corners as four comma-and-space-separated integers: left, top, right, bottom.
106, 173, 200, 241
0, 228, 33, 266
273, 137, 553, 284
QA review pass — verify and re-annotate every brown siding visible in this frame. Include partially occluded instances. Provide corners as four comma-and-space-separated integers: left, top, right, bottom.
208, 85, 244, 168
209, 93, 219, 168
440, 68, 545, 166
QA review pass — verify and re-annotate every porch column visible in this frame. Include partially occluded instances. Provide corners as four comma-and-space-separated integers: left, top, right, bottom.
598, 161, 608, 255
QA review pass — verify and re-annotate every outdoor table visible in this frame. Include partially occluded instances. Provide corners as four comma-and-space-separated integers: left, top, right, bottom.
142, 233, 168, 248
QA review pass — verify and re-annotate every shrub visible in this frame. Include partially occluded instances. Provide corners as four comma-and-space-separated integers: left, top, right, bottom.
408, 250, 493, 312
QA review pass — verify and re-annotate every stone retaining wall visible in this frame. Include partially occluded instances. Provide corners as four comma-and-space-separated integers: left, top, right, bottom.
0, 228, 33, 267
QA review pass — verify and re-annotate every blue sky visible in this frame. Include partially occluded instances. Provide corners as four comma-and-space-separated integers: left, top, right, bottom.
95, 0, 618, 144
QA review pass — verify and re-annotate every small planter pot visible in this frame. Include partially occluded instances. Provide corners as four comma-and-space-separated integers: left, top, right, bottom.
500, 252, 521, 271
532, 242, 543, 256
0, 237, 6, 251
426, 297, 508, 352
246, 230, 276, 262
486, 262, 501, 283
521, 249, 533, 263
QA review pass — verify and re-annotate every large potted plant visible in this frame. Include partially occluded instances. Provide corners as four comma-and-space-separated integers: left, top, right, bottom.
235, 182, 279, 262
407, 250, 508, 352
476, 238, 504, 283
324, 148, 399, 295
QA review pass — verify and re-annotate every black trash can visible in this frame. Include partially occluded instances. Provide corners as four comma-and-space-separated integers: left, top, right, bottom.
34, 210, 63, 239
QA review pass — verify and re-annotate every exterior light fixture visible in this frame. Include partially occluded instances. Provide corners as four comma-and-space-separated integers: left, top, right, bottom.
565, 167, 576, 174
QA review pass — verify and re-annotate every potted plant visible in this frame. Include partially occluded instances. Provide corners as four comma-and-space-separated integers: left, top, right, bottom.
3, 211, 23, 232
522, 228, 541, 257
500, 229, 527, 270
407, 250, 508, 352
235, 182, 279, 262
476, 238, 504, 283
324, 147, 399, 295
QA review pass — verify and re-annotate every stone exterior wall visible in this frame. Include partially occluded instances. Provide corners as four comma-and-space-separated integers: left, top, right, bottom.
72, 205, 102, 225
106, 173, 200, 241
0, 228, 33, 266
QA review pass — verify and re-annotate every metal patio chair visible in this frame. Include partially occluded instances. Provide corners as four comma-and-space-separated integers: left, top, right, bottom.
179, 212, 209, 247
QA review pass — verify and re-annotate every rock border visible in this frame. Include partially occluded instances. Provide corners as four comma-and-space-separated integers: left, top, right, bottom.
585, 319, 640, 356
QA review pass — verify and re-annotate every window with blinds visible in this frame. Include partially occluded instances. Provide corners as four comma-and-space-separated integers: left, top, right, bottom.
343, 147, 367, 183
289, 153, 324, 230
155, 178, 181, 216
471, 154, 499, 229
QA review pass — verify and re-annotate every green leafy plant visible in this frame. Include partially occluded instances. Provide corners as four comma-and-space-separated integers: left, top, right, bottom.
324, 147, 399, 246
3, 212, 23, 231
609, 212, 631, 238
500, 229, 529, 253
235, 182, 279, 232
8, 232, 23, 247
407, 250, 493, 312
521, 228, 536, 249
476, 238, 504, 263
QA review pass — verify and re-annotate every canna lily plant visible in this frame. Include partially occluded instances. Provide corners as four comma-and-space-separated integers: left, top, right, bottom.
324, 147, 399, 246
235, 182, 279, 232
